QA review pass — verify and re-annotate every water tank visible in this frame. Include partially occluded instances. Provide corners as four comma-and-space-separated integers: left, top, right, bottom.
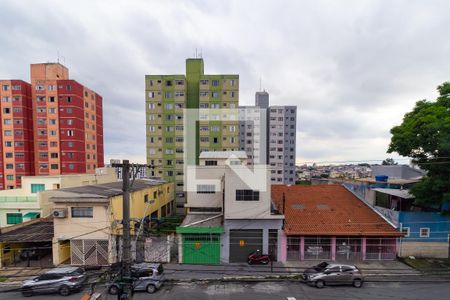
375, 175, 388, 182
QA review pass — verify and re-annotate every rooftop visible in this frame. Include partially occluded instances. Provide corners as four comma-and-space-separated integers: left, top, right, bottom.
0, 218, 53, 243
272, 185, 402, 237
199, 151, 247, 159
49, 179, 167, 203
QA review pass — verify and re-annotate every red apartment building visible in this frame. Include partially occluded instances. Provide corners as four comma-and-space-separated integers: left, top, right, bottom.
0, 63, 104, 189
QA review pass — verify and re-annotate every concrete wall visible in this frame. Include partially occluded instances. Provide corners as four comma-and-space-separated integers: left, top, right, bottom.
221, 219, 283, 263
399, 241, 449, 258
185, 167, 225, 209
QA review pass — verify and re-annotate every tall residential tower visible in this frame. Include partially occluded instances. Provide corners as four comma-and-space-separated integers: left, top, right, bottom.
0, 63, 104, 189
239, 91, 297, 184
145, 58, 240, 213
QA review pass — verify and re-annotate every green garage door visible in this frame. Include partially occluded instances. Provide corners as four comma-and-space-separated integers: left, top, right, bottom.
229, 229, 263, 263
182, 234, 220, 264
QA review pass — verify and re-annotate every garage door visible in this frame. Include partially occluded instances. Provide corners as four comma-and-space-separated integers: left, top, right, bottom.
229, 230, 263, 263
182, 234, 220, 264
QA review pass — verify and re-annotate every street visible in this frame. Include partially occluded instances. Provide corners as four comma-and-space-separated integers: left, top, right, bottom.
1, 281, 449, 300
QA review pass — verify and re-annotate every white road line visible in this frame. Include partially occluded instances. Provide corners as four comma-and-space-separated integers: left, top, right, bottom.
287, 298, 296, 300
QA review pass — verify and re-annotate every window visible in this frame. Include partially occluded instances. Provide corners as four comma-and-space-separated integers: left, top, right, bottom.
6, 175, 14, 180
148, 91, 155, 98
212, 92, 219, 98
402, 227, 410, 237
31, 184, 45, 193
200, 79, 209, 85
67, 130, 74, 136
3, 108, 11, 114
165, 92, 172, 98
212, 80, 220, 86
7, 213, 23, 225
48, 96, 55, 102
51, 164, 59, 170
205, 160, 218, 166
71, 207, 93, 218
420, 228, 430, 238
236, 190, 260, 201
197, 184, 216, 194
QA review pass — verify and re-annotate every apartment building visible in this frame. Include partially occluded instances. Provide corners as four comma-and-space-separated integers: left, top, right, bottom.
0, 63, 104, 189
0, 80, 34, 189
145, 58, 240, 213
239, 91, 297, 184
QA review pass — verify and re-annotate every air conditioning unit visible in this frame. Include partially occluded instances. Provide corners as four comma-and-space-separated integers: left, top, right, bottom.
53, 209, 68, 218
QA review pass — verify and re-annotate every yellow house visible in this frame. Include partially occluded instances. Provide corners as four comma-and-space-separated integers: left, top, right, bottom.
48, 179, 174, 266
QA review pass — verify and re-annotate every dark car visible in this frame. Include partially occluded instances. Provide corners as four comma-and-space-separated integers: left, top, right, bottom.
21, 267, 87, 297
303, 263, 363, 288
108, 263, 165, 295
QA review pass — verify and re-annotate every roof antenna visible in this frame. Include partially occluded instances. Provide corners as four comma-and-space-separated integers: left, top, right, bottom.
57, 50, 60, 63
259, 77, 262, 91
195, 48, 198, 58
199, 48, 202, 58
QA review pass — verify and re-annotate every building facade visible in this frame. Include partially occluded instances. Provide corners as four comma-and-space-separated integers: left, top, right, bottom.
176, 151, 284, 264
0, 80, 34, 190
0, 167, 116, 228
0, 63, 104, 189
50, 180, 174, 266
239, 91, 297, 184
145, 58, 240, 214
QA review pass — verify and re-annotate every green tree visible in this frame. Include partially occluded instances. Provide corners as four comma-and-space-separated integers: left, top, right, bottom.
381, 158, 398, 165
388, 82, 450, 208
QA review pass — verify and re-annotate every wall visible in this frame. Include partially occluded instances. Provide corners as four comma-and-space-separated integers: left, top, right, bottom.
400, 241, 448, 258
400, 211, 450, 243
185, 166, 225, 209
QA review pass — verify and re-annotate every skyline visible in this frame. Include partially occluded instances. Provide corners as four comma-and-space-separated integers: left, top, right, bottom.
1, 0, 449, 165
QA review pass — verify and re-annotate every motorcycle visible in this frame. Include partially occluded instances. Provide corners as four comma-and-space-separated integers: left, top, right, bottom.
247, 250, 270, 265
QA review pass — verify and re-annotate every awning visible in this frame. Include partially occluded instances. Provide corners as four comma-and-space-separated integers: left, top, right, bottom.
372, 188, 414, 199
23, 212, 40, 219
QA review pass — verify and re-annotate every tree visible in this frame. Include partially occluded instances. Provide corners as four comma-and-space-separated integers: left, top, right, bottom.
388, 82, 450, 208
381, 158, 398, 165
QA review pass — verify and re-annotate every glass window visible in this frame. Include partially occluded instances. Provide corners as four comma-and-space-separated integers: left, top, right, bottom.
31, 184, 45, 193
7, 213, 23, 224
197, 184, 216, 194
71, 207, 93, 218
236, 190, 260, 201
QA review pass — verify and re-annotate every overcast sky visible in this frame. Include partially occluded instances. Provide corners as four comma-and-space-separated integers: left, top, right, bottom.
1, 0, 449, 165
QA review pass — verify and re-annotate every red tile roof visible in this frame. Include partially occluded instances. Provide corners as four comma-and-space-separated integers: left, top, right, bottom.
272, 185, 402, 237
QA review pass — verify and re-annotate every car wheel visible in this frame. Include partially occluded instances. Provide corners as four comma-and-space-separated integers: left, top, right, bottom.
315, 280, 325, 289
108, 285, 120, 295
21, 288, 33, 297
146, 284, 156, 294
59, 285, 71, 296
353, 279, 363, 288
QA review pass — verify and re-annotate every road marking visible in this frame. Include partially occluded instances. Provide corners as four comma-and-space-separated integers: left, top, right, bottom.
287, 298, 296, 300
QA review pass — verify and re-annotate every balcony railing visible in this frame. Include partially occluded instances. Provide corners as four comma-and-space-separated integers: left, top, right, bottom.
0, 196, 37, 202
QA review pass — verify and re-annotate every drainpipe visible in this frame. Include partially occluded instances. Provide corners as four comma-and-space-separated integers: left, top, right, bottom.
282, 192, 286, 214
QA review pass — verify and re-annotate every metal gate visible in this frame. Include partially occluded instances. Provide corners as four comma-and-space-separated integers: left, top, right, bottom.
365, 238, 397, 260
71, 239, 109, 266
229, 229, 263, 263
182, 234, 220, 264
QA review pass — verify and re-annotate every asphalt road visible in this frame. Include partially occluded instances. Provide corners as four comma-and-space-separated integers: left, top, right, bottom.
1, 281, 450, 299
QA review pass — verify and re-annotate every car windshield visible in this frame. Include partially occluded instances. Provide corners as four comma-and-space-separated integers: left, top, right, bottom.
157, 264, 164, 275
314, 262, 329, 271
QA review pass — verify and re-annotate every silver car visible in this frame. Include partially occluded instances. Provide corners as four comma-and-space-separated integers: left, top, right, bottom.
303, 263, 363, 288
21, 266, 87, 297
108, 263, 166, 295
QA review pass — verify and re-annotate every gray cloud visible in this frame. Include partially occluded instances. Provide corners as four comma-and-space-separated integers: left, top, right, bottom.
0, 0, 449, 164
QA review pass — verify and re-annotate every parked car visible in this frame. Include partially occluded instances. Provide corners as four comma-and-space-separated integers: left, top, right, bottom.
108, 263, 165, 295
21, 267, 87, 297
20, 247, 50, 261
303, 262, 363, 288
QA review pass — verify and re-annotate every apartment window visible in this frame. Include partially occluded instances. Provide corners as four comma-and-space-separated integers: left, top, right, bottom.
165, 92, 172, 98
165, 80, 173, 86
3, 119, 11, 125
13, 107, 22, 113
197, 184, 216, 194
51, 164, 59, 170
3, 108, 11, 114
211, 92, 219, 98
213, 137, 218, 144
148, 91, 155, 98
5, 152, 13, 158
6, 213, 23, 225
6, 175, 14, 180
67, 130, 74, 136
16, 163, 25, 169
200, 137, 209, 143
66, 84, 71, 91
4, 130, 12, 136
165, 103, 173, 110
200, 79, 209, 85
175, 91, 184, 97
48, 96, 55, 102
15, 152, 24, 158
211, 126, 220, 132
68, 142, 74, 147
402, 227, 410, 237
2, 85, 9, 91
68, 164, 75, 170
31, 184, 45, 193
211, 80, 220, 86
200, 92, 209, 97
176, 137, 184, 143
71, 207, 93, 218
420, 228, 430, 238
5, 141, 12, 147
236, 190, 260, 201
205, 160, 218, 166
175, 80, 184, 85
2, 96, 9, 102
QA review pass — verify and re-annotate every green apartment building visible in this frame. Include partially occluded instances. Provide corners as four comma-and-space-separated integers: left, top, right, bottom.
145, 58, 240, 214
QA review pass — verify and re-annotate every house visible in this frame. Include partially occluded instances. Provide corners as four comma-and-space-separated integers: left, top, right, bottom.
272, 185, 403, 261
344, 165, 450, 258
48, 179, 174, 266
176, 151, 284, 264
0, 168, 117, 227
0, 218, 53, 268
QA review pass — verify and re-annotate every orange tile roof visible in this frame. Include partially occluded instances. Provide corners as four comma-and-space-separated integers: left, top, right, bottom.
272, 184, 403, 237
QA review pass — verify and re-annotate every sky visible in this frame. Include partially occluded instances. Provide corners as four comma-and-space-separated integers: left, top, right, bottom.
0, 0, 449, 165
